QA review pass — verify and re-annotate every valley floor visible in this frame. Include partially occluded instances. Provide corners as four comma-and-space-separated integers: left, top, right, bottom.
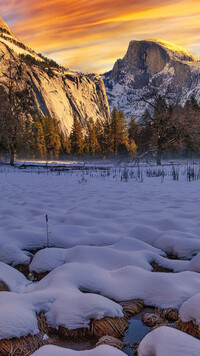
0, 160, 200, 355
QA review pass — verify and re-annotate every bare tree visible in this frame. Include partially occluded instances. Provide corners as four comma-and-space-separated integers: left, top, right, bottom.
136, 86, 182, 165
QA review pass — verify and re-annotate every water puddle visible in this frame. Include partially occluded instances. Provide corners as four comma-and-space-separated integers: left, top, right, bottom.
49, 308, 154, 355
123, 309, 152, 356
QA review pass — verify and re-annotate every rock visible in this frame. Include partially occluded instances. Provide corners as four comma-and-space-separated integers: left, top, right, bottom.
103, 38, 200, 119
0, 17, 110, 134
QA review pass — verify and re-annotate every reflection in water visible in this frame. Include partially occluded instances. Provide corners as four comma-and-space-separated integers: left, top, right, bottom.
123, 309, 152, 356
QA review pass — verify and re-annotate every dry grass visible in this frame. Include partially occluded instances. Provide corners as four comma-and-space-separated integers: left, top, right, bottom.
176, 320, 200, 339
0, 334, 45, 356
151, 262, 173, 273
155, 308, 179, 322
15, 264, 30, 278
141, 312, 161, 327
58, 299, 144, 340
142, 307, 179, 329
0, 281, 9, 292
91, 316, 129, 338
96, 335, 124, 350
37, 313, 52, 335
34, 272, 49, 281
59, 326, 91, 340
151, 321, 171, 331
0, 314, 54, 356
120, 299, 144, 317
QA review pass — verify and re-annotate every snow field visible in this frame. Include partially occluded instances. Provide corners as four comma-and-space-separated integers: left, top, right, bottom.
0, 163, 200, 355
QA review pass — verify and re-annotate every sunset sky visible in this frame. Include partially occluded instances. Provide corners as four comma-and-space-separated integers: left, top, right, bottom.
1, 0, 200, 73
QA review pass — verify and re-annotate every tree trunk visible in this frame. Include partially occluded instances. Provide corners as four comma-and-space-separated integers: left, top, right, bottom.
156, 151, 161, 166
10, 152, 15, 166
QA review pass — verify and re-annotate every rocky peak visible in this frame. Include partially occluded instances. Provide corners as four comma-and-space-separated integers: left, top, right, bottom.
124, 40, 170, 75
0, 17, 13, 36
0, 18, 110, 134
103, 39, 200, 120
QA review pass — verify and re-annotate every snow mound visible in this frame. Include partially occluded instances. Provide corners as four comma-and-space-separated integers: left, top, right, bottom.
179, 293, 200, 327
138, 326, 200, 356
0, 293, 38, 339
0, 262, 28, 292
0, 244, 30, 266
188, 252, 200, 272
154, 231, 200, 259
31, 345, 126, 356
29, 245, 165, 273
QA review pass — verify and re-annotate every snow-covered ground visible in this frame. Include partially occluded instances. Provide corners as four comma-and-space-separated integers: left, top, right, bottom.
0, 161, 200, 355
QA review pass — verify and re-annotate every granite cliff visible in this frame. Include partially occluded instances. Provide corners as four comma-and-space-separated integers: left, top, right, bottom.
0, 18, 110, 134
103, 39, 200, 119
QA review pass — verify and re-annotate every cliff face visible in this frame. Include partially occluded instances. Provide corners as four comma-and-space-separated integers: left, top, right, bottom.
0, 19, 110, 134
103, 39, 200, 119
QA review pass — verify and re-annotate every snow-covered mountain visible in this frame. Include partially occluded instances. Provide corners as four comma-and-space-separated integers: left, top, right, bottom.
103, 39, 200, 119
0, 18, 110, 133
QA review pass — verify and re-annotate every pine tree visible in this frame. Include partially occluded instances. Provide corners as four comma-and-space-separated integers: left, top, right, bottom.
128, 116, 140, 141
94, 118, 104, 155
85, 118, 98, 155
40, 116, 61, 159
31, 117, 46, 158
102, 119, 112, 156
118, 110, 129, 154
128, 139, 137, 157
110, 107, 122, 154
70, 116, 84, 155
60, 132, 71, 156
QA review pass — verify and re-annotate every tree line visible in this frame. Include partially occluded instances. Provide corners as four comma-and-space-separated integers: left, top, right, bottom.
1, 96, 200, 165
0, 58, 200, 165
0, 108, 138, 163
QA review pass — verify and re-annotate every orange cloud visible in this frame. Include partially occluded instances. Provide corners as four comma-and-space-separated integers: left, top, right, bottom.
1, 0, 200, 72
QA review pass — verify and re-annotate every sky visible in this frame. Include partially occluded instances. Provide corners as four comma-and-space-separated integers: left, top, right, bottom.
1, 0, 200, 73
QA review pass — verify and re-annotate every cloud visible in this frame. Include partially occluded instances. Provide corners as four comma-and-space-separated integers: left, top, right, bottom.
1, 0, 200, 72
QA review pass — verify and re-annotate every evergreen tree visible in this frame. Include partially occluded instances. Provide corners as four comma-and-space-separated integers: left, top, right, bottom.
102, 118, 112, 156
31, 117, 46, 158
111, 107, 122, 154
40, 116, 61, 159
119, 111, 129, 145
94, 118, 104, 155
117, 110, 129, 154
70, 116, 84, 155
59, 132, 71, 156
128, 116, 140, 142
85, 118, 98, 155
128, 139, 137, 157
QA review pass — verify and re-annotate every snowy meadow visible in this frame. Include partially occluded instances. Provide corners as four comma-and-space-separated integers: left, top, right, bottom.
1, 160, 200, 356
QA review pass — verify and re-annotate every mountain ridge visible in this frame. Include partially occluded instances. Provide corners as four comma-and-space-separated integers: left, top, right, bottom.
0, 17, 110, 134
103, 38, 200, 120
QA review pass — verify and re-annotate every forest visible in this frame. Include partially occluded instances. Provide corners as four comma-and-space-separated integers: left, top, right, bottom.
0, 74, 200, 165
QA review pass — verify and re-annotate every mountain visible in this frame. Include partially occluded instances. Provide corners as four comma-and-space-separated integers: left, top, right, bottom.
0, 18, 110, 133
103, 39, 200, 119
